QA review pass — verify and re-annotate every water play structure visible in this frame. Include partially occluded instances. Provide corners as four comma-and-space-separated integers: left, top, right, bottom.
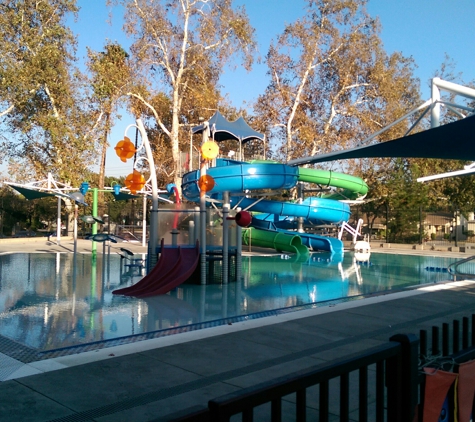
7, 77, 475, 308
111, 77, 475, 296
110, 111, 368, 296
32, 77, 474, 297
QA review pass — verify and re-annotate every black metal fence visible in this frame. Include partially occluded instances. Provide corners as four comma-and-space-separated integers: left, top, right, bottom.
349, 205, 475, 247
170, 313, 475, 422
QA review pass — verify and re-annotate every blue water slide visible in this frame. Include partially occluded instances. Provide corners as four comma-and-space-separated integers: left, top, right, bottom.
231, 196, 350, 225
230, 196, 349, 253
181, 159, 350, 254
181, 161, 299, 202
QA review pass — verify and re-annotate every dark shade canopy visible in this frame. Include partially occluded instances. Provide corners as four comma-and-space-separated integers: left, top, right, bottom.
192, 111, 264, 143
9, 183, 137, 203
113, 191, 139, 201
8, 185, 59, 200
288, 114, 475, 166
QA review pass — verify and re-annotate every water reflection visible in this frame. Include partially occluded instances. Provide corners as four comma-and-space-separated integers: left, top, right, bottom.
0, 252, 457, 351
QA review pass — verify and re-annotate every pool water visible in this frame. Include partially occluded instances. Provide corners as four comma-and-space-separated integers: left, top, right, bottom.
0, 251, 457, 352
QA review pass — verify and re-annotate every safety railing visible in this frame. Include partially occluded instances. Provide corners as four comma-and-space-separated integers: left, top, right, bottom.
171, 334, 419, 422
172, 312, 475, 422
447, 255, 475, 279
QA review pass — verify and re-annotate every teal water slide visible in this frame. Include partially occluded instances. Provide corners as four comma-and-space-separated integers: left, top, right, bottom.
181, 159, 368, 255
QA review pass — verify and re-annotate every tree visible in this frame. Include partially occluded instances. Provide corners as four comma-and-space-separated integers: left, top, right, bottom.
112, 0, 257, 194
88, 42, 131, 190
380, 159, 429, 243
0, 0, 102, 183
254, 0, 420, 164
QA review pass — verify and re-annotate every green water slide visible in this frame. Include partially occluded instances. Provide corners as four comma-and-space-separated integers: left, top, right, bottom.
247, 160, 368, 200
242, 227, 309, 258
297, 168, 368, 200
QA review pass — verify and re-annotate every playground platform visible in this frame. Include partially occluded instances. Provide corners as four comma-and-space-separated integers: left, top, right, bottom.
0, 239, 473, 421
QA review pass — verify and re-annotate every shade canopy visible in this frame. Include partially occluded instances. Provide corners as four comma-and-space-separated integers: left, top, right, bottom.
113, 191, 139, 201
9, 183, 139, 203
288, 114, 475, 166
192, 111, 264, 143
8, 185, 57, 200
7, 184, 78, 201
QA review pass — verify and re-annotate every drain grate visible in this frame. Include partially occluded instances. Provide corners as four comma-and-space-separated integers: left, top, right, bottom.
0, 334, 40, 363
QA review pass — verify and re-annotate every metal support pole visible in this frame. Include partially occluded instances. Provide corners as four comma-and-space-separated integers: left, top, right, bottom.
200, 195, 207, 285
200, 123, 209, 285
385, 202, 389, 244
171, 228, 179, 247
222, 204, 229, 284
431, 78, 441, 128
136, 119, 159, 273
56, 196, 61, 245
142, 195, 147, 247
73, 203, 78, 255
189, 127, 193, 172
236, 207, 243, 283
221, 284, 228, 318
188, 220, 195, 245
107, 202, 111, 234
92, 188, 98, 256
297, 183, 304, 232
455, 210, 459, 247
194, 206, 200, 243
419, 206, 423, 245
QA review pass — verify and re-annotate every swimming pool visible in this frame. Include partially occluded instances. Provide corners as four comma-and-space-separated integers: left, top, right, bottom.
0, 251, 458, 354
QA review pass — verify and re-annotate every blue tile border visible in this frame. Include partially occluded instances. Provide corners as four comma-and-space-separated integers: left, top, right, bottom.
2, 284, 427, 363
36, 295, 364, 360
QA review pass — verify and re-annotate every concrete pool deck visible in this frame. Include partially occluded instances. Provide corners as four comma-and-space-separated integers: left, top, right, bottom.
0, 239, 474, 421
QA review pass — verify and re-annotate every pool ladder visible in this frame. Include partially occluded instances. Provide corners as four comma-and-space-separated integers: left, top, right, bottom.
447, 255, 475, 279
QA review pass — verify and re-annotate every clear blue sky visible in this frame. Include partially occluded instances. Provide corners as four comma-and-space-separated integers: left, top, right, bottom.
72, 0, 475, 178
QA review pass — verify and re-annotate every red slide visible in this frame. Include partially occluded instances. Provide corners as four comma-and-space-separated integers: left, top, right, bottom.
135, 242, 200, 298
113, 239, 180, 296
113, 240, 200, 297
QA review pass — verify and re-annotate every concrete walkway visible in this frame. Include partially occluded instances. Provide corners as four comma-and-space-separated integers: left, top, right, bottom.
0, 240, 474, 421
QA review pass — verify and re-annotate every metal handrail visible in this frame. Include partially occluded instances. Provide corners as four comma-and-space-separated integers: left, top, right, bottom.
447, 255, 475, 278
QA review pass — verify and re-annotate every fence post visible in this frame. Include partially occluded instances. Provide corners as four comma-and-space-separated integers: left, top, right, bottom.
387, 334, 419, 422
385, 202, 389, 243
419, 206, 423, 245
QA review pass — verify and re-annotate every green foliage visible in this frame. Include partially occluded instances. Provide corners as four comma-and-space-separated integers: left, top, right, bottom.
384, 160, 428, 242
0, 186, 60, 235
0, 0, 99, 183
87, 41, 132, 194
464, 230, 474, 239
114, 0, 258, 191
88, 43, 130, 102
254, 0, 420, 163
